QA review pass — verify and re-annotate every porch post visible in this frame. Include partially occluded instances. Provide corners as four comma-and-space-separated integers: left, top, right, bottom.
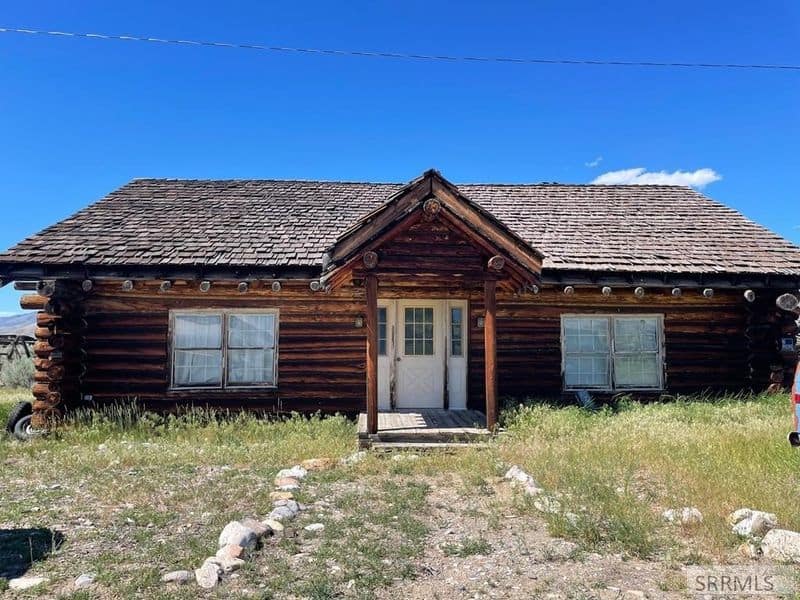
484, 279, 498, 431
365, 273, 379, 434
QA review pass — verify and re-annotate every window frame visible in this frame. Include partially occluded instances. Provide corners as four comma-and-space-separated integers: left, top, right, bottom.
561, 314, 665, 392
169, 308, 279, 391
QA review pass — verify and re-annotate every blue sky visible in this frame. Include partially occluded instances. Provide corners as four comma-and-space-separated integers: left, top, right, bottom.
1, 1, 798, 314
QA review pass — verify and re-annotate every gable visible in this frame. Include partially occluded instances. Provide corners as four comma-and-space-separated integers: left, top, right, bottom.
321, 170, 543, 291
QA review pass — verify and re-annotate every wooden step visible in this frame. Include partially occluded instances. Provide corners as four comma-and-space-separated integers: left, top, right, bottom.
368, 441, 492, 452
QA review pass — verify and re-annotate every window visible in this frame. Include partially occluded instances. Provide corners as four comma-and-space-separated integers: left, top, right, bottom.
562, 315, 663, 390
172, 311, 278, 388
404, 307, 434, 355
450, 307, 463, 356
378, 307, 387, 356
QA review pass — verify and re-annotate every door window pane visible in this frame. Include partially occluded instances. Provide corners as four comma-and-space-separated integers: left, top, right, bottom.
378, 307, 387, 356
450, 307, 463, 356
404, 307, 434, 356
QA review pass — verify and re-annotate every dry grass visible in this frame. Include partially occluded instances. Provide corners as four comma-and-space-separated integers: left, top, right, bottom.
499, 392, 800, 561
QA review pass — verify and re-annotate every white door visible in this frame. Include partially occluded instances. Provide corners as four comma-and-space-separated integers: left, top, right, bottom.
396, 301, 445, 409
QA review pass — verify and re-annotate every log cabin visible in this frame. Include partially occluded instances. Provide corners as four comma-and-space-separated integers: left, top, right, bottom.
0, 169, 798, 432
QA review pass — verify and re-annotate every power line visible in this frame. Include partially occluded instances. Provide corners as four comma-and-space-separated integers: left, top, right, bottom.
1, 26, 799, 72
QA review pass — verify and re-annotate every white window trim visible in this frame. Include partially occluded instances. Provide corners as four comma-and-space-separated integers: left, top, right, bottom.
561, 314, 665, 392
169, 308, 279, 390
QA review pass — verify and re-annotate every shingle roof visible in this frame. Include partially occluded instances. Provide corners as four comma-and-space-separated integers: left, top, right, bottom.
2, 177, 799, 276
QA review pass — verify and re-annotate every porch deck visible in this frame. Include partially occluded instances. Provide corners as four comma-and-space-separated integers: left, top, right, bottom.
357, 409, 491, 449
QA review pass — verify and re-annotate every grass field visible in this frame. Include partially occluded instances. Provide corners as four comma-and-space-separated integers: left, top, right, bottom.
1, 388, 799, 598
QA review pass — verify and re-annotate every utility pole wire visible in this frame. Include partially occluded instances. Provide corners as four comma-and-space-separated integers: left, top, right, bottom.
1, 26, 799, 72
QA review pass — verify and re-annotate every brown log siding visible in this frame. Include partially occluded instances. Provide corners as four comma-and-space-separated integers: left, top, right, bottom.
66, 281, 796, 416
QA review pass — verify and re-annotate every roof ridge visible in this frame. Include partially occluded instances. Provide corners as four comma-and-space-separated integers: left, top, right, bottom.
128, 177, 694, 189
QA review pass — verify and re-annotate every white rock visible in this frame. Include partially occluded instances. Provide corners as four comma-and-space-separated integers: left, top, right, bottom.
534, 496, 562, 514
340, 451, 367, 465
391, 453, 419, 461
263, 518, 284, 534
269, 506, 296, 522
273, 499, 301, 515
760, 529, 800, 562
504, 465, 544, 495
218, 521, 258, 550
8, 576, 48, 590
195, 561, 221, 588
74, 573, 95, 588
240, 517, 269, 538
504, 465, 530, 483
162, 570, 193, 584
205, 555, 245, 574
729, 509, 777, 538
662, 507, 703, 525
304, 523, 325, 533
276, 465, 308, 480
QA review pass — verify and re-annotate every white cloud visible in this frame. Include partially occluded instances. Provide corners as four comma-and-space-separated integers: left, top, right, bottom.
591, 167, 722, 188
584, 156, 603, 168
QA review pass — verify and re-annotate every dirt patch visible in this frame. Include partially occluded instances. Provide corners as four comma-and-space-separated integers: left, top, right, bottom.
377, 476, 687, 599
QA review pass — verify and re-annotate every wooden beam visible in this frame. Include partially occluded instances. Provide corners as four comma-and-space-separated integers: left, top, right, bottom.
365, 273, 379, 435
484, 279, 498, 431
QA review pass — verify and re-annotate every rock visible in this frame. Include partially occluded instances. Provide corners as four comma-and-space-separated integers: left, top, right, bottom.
760, 529, 800, 562
304, 523, 325, 533
534, 496, 562, 514
216, 543, 246, 560
205, 556, 245, 574
276, 465, 308, 480
263, 518, 285, 535
162, 570, 193, 584
504, 465, 543, 496
391, 453, 419, 461
274, 499, 301, 515
241, 517, 269, 537
195, 561, 221, 589
74, 573, 95, 588
729, 509, 777, 538
270, 491, 295, 501
269, 505, 297, 521
8, 576, 48, 590
622, 591, 646, 600
662, 507, 703, 525
301, 457, 336, 471
341, 450, 367, 465
274, 476, 300, 490
218, 521, 258, 550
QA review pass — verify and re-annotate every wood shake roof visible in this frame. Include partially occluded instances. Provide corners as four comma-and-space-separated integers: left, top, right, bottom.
1, 174, 799, 279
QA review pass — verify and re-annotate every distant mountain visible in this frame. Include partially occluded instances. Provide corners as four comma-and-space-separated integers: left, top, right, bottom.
0, 313, 36, 337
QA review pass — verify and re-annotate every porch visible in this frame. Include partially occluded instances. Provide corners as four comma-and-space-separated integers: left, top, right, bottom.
357, 409, 491, 449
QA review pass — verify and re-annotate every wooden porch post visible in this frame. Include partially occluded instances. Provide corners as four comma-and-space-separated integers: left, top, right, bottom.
365, 273, 379, 435
484, 279, 498, 431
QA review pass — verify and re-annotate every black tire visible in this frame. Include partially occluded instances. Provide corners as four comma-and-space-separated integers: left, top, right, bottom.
6, 401, 32, 436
